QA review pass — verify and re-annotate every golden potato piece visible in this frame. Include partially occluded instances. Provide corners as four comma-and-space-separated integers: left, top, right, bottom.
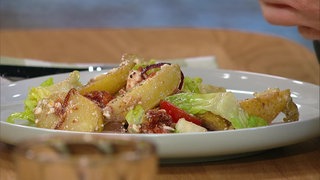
34, 93, 66, 129
104, 64, 182, 122
239, 88, 299, 124
35, 89, 104, 132
197, 112, 233, 131
282, 97, 299, 122
79, 55, 136, 95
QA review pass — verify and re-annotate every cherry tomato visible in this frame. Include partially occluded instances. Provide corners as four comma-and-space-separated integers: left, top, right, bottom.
159, 100, 202, 125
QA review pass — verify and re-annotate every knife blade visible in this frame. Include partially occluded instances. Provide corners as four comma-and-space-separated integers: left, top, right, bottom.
0, 56, 117, 78
0, 64, 116, 78
0, 55, 217, 79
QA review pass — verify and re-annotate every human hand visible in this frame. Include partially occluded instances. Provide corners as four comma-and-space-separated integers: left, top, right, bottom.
259, 0, 320, 40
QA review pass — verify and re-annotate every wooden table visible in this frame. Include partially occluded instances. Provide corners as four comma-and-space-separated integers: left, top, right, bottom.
1, 28, 319, 179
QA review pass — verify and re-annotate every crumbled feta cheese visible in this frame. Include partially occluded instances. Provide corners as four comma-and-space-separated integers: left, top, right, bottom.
126, 70, 143, 90
34, 107, 42, 114
103, 106, 112, 119
130, 124, 141, 133
47, 107, 55, 114
54, 102, 62, 109
163, 125, 175, 132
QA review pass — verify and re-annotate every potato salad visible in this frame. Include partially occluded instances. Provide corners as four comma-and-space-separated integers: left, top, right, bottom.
7, 54, 299, 133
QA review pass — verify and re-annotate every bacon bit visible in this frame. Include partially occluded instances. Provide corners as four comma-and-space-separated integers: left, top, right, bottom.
84, 91, 113, 108
54, 88, 77, 129
141, 109, 174, 133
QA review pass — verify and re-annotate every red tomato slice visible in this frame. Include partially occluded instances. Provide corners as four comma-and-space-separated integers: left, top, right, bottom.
159, 100, 202, 125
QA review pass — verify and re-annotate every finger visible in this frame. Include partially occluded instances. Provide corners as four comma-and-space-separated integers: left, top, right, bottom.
259, 0, 292, 4
259, 0, 320, 29
298, 26, 320, 40
259, 1, 300, 26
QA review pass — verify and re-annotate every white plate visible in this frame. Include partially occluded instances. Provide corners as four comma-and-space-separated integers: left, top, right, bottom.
1, 68, 319, 162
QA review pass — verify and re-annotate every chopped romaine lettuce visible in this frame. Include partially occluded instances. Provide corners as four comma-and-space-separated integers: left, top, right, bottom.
165, 92, 268, 129
125, 105, 145, 125
7, 71, 82, 124
132, 59, 156, 70
182, 76, 226, 94
182, 77, 202, 93
247, 116, 268, 127
125, 105, 145, 133
46, 70, 82, 93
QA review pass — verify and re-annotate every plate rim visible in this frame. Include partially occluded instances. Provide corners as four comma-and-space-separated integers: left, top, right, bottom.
1, 68, 319, 161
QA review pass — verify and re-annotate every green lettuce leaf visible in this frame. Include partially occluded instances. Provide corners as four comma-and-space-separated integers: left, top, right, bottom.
182, 77, 202, 93
247, 116, 268, 127
7, 78, 53, 124
7, 71, 82, 124
125, 105, 145, 125
132, 59, 156, 71
165, 92, 268, 129
125, 105, 145, 133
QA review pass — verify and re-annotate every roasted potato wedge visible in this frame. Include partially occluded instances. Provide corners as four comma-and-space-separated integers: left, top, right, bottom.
35, 89, 104, 132
197, 112, 233, 131
34, 93, 66, 129
104, 64, 182, 122
79, 55, 136, 95
239, 88, 299, 123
